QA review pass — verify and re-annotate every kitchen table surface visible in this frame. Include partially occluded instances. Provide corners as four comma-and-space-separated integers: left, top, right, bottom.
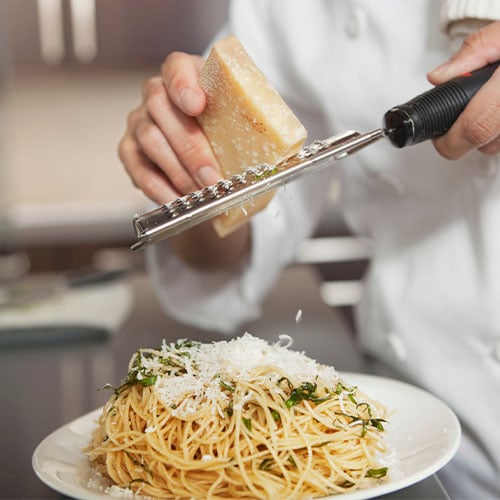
0, 265, 450, 499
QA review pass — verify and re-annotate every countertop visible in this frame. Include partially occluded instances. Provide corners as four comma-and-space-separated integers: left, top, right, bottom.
0, 265, 449, 499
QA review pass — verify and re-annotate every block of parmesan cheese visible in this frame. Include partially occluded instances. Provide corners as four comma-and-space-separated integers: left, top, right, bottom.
198, 35, 307, 238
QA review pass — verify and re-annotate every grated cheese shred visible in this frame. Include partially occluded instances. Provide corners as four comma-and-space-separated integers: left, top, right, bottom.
136, 333, 338, 417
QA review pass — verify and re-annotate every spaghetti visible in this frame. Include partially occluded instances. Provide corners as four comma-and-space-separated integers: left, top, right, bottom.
87, 334, 390, 499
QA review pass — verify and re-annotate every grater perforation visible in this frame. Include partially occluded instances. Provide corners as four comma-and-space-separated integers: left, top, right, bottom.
131, 129, 384, 250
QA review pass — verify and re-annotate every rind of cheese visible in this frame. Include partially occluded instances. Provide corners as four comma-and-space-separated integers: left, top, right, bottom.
198, 35, 307, 238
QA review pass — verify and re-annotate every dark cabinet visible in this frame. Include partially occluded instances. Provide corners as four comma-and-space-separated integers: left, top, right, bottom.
0, 0, 229, 67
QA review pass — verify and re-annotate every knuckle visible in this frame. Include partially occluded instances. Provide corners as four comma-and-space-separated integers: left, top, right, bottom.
177, 134, 203, 159
462, 116, 497, 147
145, 84, 167, 116
137, 122, 163, 150
434, 142, 458, 160
161, 53, 179, 82
117, 137, 127, 162
126, 108, 140, 128
162, 51, 184, 73
170, 169, 198, 195
117, 135, 136, 163
176, 135, 215, 172
162, 51, 177, 67
461, 30, 486, 54
140, 174, 161, 200
142, 76, 161, 98
479, 140, 500, 156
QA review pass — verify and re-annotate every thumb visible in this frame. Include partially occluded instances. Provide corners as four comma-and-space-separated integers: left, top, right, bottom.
428, 21, 500, 85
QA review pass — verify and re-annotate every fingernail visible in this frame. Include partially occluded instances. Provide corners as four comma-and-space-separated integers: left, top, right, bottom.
429, 60, 451, 78
197, 166, 221, 187
180, 88, 203, 115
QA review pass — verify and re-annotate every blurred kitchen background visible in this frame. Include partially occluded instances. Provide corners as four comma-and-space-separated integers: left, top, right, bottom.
0, 0, 229, 272
0, 0, 370, 323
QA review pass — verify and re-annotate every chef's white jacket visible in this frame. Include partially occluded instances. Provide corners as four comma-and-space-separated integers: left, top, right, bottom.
148, 1, 500, 498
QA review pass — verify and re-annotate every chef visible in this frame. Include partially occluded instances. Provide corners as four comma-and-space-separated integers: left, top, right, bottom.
119, 1, 500, 498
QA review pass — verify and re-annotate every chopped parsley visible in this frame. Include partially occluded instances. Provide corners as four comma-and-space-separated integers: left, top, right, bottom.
285, 382, 332, 408
270, 408, 281, 421
259, 458, 274, 470
219, 379, 235, 393
366, 467, 388, 479
335, 411, 387, 437
242, 417, 252, 431
100, 342, 203, 395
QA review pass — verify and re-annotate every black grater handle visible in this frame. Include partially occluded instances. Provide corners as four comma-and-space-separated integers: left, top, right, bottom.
384, 62, 499, 148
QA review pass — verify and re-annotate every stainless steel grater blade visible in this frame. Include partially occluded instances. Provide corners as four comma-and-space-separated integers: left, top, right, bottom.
131, 129, 385, 251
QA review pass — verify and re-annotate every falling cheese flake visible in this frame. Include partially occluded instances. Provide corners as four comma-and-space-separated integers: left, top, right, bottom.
277, 334, 293, 349
295, 309, 303, 325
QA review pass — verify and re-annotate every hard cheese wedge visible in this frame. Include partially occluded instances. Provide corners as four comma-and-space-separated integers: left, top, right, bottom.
198, 35, 307, 238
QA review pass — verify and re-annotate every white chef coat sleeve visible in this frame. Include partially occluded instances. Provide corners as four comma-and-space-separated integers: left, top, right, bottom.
440, 0, 500, 49
441, 0, 500, 27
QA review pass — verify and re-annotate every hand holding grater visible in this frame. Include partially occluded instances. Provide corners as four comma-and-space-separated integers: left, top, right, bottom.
131, 62, 499, 251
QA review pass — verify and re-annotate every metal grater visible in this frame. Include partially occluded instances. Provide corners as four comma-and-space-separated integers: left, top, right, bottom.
131, 129, 384, 251
130, 61, 499, 251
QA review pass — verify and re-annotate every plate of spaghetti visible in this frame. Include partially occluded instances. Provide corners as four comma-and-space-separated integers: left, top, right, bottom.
33, 333, 460, 499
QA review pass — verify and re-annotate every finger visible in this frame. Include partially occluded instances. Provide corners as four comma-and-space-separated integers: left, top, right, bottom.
478, 135, 500, 156
142, 75, 163, 101
161, 52, 206, 116
428, 21, 500, 84
144, 72, 221, 190
119, 135, 180, 205
133, 109, 201, 195
432, 70, 500, 159
139, 80, 202, 193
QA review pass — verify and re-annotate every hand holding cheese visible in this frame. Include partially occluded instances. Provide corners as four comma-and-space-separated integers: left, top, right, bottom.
119, 52, 221, 204
119, 35, 306, 267
119, 51, 252, 270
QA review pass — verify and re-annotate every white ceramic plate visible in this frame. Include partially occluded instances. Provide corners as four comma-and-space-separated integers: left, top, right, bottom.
32, 373, 461, 499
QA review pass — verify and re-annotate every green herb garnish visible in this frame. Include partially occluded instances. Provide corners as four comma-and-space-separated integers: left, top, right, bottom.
366, 467, 388, 479
270, 409, 281, 421
140, 375, 157, 387
242, 417, 252, 431
277, 377, 293, 390
335, 411, 387, 437
259, 458, 274, 470
285, 382, 332, 408
348, 393, 357, 404
219, 380, 235, 392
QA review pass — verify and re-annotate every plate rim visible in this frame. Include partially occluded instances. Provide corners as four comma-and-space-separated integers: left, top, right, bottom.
32, 372, 461, 500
